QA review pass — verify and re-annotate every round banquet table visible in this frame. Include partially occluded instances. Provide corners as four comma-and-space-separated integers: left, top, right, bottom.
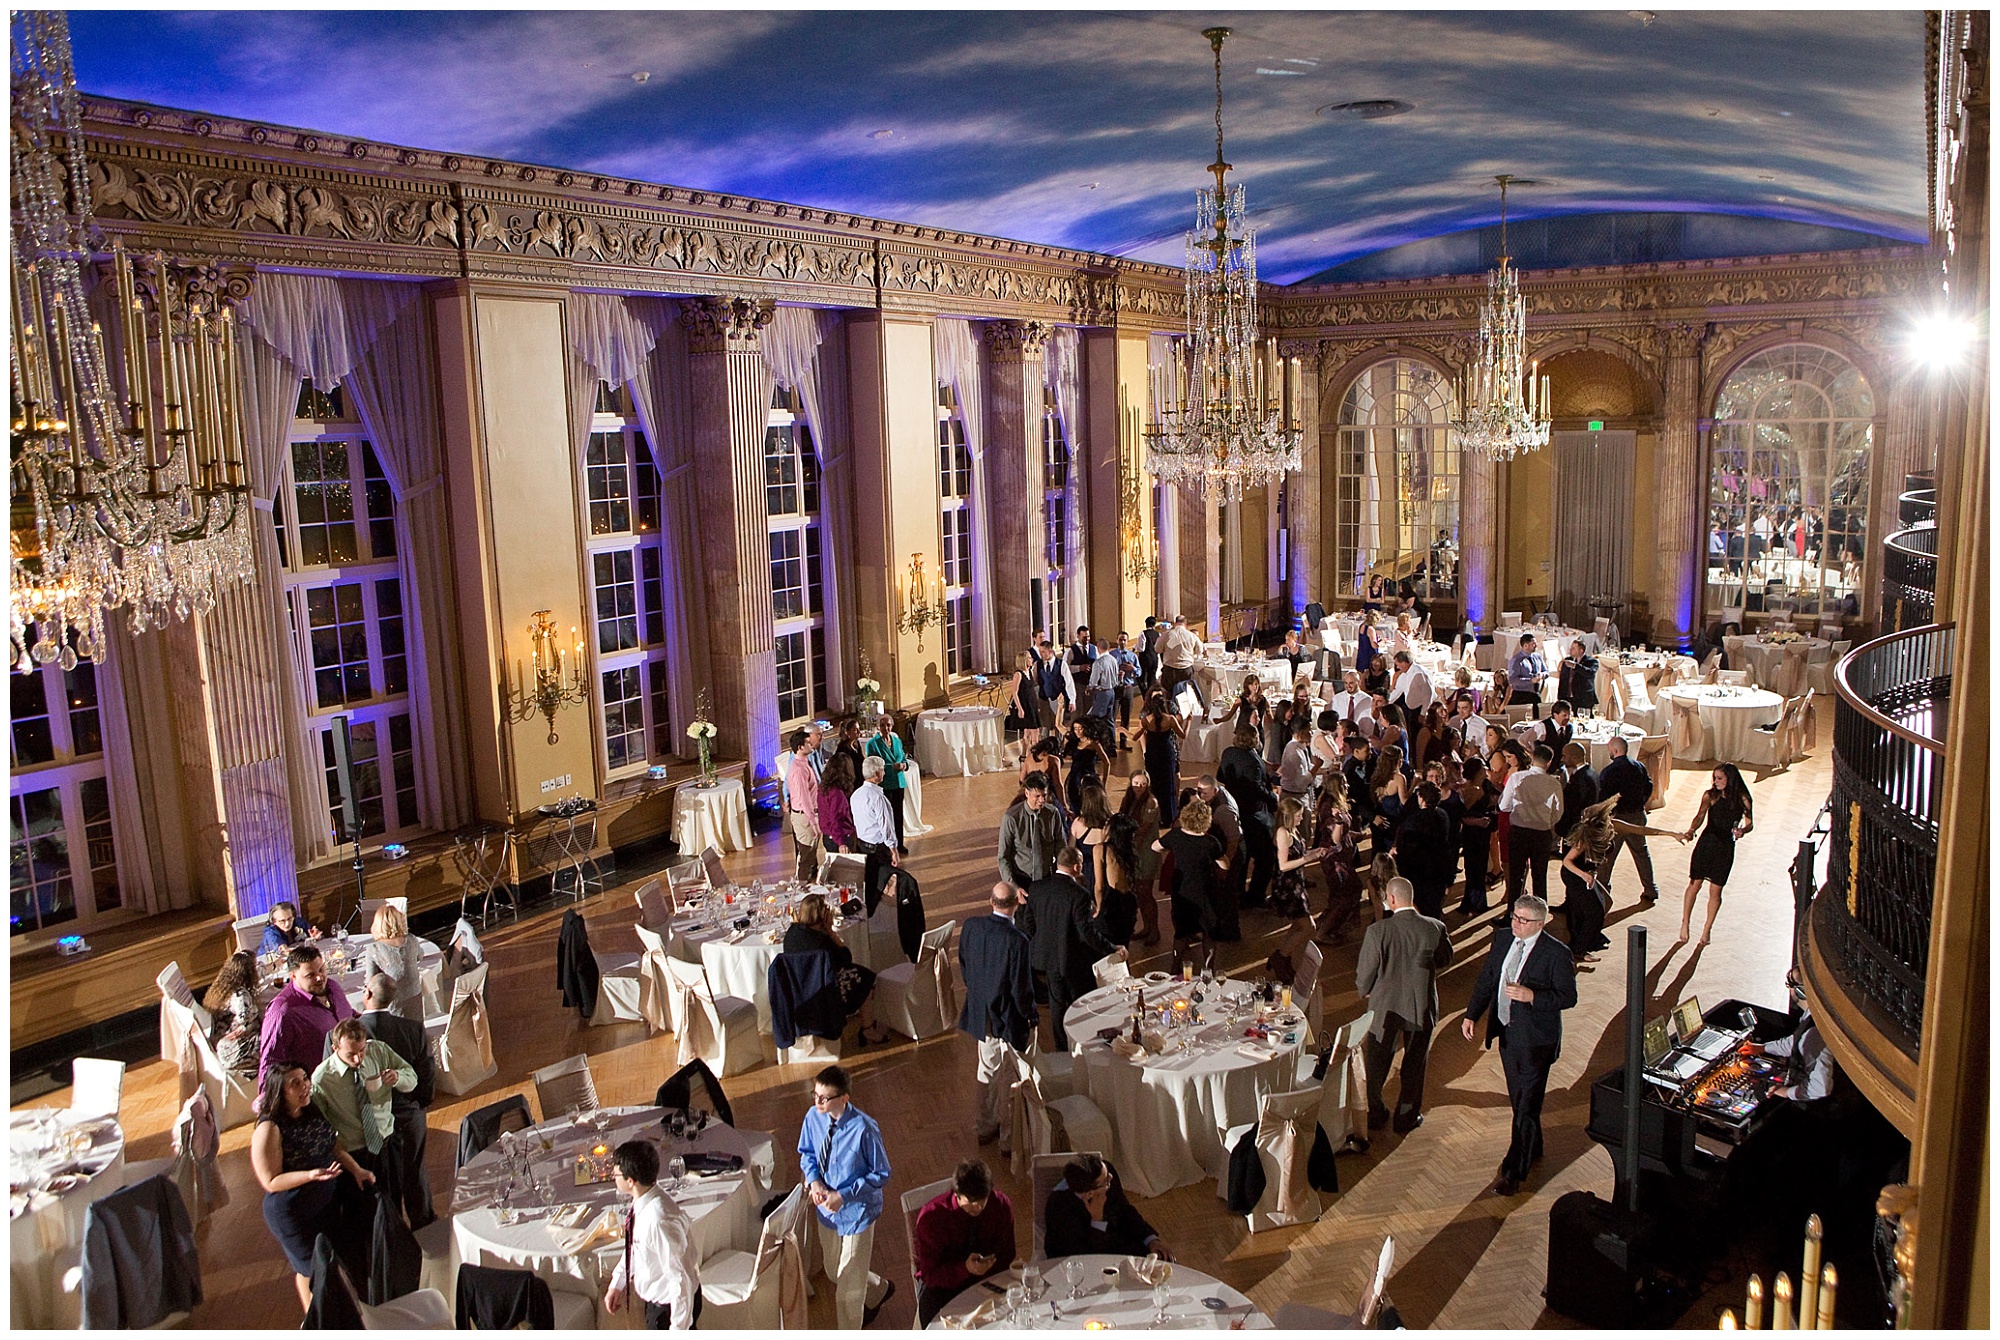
1062, 977, 1307, 1200
1569, 719, 1649, 771
928, 1254, 1272, 1330
1727, 636, 1830, 692
1179, 707, 1237, 767
915, 706, 1009, 778
256, 932, 444, 1012
672, 777, 752, 854
10, 1110, 127, 1329
1658, 685, 1784, 765
667, 883, 868, 1032
451, 1106, 758, 1330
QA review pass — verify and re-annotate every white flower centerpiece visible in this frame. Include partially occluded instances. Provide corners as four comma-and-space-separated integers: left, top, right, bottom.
855, 652, 885, 720
687, 688, 719, 786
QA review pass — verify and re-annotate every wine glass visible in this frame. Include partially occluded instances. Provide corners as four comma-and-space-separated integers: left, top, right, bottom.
1006, 1283, 1027, 1323
1063, 1257, 1084, 1300
1152, 1279, 1172, 1324
666, 1154, 687, 1192
1021, 1262, 1044, 1303
535, 1175, 555, 1211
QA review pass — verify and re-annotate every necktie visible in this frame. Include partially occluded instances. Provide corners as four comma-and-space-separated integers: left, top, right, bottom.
623, 1205, 635, 1292
1497, 939, 1528, 1027
353, 1064, 381, 1153
819, 1116, 837, 1174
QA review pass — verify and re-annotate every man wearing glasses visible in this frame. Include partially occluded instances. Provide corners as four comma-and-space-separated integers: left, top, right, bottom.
798, 1066, 894, 1327
1462, 895, 1577, 1196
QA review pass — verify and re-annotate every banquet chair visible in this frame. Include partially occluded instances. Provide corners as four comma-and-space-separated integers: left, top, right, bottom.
1810, 640, 1850, 695
634, 877, 674, 933
1620, 670, 1663, 734
666, 956, 762, 1076
1091, 952, 1130, 989
531, 1053, 601, 1120
875, 919, 958, 1042
1539, 673, 1560, 706
1503, 704, 1536, 728
121, 1087, 228, 1227
1499, 611, 1523, 628
700, 843, 732, 893
60, 1174, 202, 1329
151, 963, 210, 1088
452, 1264, 596, 1331
700, 1181, 812, 1329
1668, 697, 1705, 758
1314, 1012, 1374, 1154
563, 911, 645, 1027
231, 913, 271, 953
1294, 942, 1326, 1044
1027, 1151, 1099, 1263
433, 961, 499, 1097
899, 1176, 956, 1308
68, 1056, 125, 1121
1011, 1065, 1112, 1175
665, 857, 709, 909
1666, 654, 1700, 685
1699, 649, 1722, 681
1637, 736, 1673, 810
632, 922, 677, 1036
162, 996, 257, 1131
358, 896, 409, 925
1721, 635, 1747, 678
1272, 1234, 1397, 1328
1817, 618, 1845, 642
1218, 1087, 1324, 1232
455, 1093, 532, 1169
1716, 668, 1751, 687
1717, 605, 1745, 633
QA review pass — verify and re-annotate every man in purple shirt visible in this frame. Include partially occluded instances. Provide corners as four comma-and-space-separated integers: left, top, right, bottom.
258, 944, 356, 1074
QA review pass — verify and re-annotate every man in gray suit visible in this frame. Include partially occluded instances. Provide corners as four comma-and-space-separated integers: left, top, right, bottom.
1354, 876, 1453, 1133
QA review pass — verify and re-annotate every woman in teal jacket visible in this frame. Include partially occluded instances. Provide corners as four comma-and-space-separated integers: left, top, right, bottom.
864, 716, 911, 854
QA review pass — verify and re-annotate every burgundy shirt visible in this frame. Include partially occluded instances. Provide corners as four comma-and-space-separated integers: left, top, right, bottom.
258, 978, 356, 1074
818, 787, 858, 852
912, 1189, 1016, 1294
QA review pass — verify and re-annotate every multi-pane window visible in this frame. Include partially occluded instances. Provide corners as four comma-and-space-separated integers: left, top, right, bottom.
1334, 359, 1461, 601
1042, 399, 1069, 639
584, 383, 673, 773
938, 385, 974, 676
1705, 345, 1874, 623
768, 388, 829, 725
279, 382, 420, 842
9, 635, 122, 936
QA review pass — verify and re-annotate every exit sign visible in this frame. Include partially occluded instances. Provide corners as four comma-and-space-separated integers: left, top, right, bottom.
1587, 420, 1605, 431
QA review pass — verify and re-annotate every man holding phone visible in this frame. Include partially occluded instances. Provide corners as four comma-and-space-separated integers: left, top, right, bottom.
911, 1159, 1015, 1326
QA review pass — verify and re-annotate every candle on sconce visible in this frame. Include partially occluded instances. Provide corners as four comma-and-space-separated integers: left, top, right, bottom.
1814, 1266, 1835, 1330
1799, 1215, 1822, 1327
1745, 1274, 1764, 1330
1772, 1272, 1793, 1330
1719, 1310, 1738, 1330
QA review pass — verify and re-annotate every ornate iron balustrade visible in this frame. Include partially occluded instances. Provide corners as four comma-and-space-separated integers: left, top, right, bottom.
1821, 624, 1952, 1052
1882, 524, 1938, 633
1897, 487, 1937, 525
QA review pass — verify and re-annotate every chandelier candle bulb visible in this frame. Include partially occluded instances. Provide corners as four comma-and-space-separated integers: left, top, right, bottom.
1799, 1215, 1822, 1326
1746, 1274, 1764, 1329
1815, 1266, 1835, 1329
1773, 1272, 1793, 1329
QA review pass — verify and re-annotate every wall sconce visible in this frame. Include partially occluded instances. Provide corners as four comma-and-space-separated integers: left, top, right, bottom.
503, 609, 589, 744
896, 552, 945, 650
1119, 390, 1158, 592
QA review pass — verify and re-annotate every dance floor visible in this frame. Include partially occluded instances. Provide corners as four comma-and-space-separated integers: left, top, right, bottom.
14, 743, 1833, 1329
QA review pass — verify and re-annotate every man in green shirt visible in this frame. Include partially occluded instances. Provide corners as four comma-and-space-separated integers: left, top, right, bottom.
311, 1017, 415, 1171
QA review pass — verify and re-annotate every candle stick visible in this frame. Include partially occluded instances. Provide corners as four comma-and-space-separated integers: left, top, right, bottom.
1799, 1215, 1822, 1327
1720, 1310, 1738, 1330
1773, 1272, 1793, 1330
1814, 1266, 1835, 1330
1746, 1274, 1764, 1330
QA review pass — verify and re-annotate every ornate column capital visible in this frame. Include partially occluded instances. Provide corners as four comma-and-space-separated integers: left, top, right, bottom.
1277, 338, 1321, 366
1660, 319, 1707, 360
681, 295, 775, 354
984, 319, 1051, 360
105, 255, 257, 320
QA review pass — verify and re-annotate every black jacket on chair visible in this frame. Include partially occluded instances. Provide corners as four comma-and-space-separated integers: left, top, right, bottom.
881, 865, 927, 964
77, 1173, 202, 1328
768, 950, 847, 1050
1018, 873, 1117, 999
655, 1058, 735, 1127
956, 911, 1037, 1050
304, 1234, 364, 1330
556, 909, 600, 1021
456, 1093, 533, 1169
455, 1264, 556, 1330
367, 1186, 422, 1305
1224, 1126, 1266, 1215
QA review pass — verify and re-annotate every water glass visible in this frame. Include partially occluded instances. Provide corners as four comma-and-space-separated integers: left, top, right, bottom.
1063, 1257, 1084, 1299
1007, 1284, 1027, 1323
1152, 1280, 1172, 1323
1021, 1262, 1044, 1302
666, 1155, 687, 1191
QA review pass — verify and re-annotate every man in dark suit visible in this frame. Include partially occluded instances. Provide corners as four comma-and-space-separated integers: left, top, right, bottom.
1557, 640, 1600, 714
1354, 877, 1452, 1133
1554, 741, 1598, 842
1217, 726, 1279, 909
358, 973, 436, 1227
1462, 895, 1578, 1195
1596, 735, 1659, 902
1043, 1153, 1174, 1261
1017, 848, 1120, 1049
958, 883, 1038, 1143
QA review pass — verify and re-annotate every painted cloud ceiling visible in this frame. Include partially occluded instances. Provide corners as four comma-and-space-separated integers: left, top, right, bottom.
68, 9, 1929, 284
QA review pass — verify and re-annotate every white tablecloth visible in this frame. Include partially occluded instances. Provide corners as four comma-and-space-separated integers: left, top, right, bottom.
1180, 710, 1236, 767
451, 1106, 757, 1329
1570, 720, 1650, 772
1063, 979, 1306, 1200
256, 933, 444, 1012
915, 707, 1009, 778
929, 1254, 1271, 1329
667, 884, 873, 1032
673, 778, 752, 854
1659, 686, 1785, 764
1727, 636, 1830, 693
10, 1111, 126, 1329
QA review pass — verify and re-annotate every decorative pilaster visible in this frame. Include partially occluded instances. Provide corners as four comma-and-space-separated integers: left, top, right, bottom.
983, 320, 1050, 657
684, 296, 780, 770
1282, 340, 1322, 615
1178, 482, 1222, 637
1460, 444, 1497, 631
1652, 321, 1706, 645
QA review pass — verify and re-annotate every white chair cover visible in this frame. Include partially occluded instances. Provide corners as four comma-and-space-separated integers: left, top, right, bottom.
166, 1087, 228, 1225
1668, 695, 1704, 756
231, 914, 271, 953
1637, 736, 1673, 811
633, 923, 677, 1036
1294, 942, 1325, 1044
588, 947, 646, 1027
1666, 654, 1699, 684
635, 878, 674, 932
874, 921, 959, 1042
163, 997, 257, 1130
663, 956, 761, 1076
1316, 1012, 1374, 1153
68, 1058, 124, 1121
156, 963, 207, 1076
701, 1183, 811, 1328
531, 1054, 600, 1120
1005, 1065, 1056, 1175
899, 1177, 955, 1302
1716, 668, 1751, 687
358, 896, 409, 925
357, 1286, 454, 1330
700, 844, 732, 892
1243, 1087, 1323, 1230
433, 962, 498, 1097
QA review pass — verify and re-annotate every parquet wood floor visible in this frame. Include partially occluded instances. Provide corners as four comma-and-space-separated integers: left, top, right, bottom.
16, 744, 1831, 1330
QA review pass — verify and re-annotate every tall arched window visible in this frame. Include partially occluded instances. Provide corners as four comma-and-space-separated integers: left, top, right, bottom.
1334, 359, 1459, 601
1705, 345, 1874, 623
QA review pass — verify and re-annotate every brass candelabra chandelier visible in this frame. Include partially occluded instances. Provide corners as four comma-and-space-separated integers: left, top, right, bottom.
1450, 174, 1552, 463
1146, 26, 1303, 504
896, 552, 944, 650
503, 610, 589, 744
9, 10, 252, 671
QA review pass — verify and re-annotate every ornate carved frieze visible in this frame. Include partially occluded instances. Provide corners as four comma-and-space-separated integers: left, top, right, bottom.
681, 296, 775, 354
984, 320, 1052, 359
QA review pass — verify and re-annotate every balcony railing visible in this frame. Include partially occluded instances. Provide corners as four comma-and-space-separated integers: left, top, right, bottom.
1881, 523, 1938, 634
1819, 623, 1953, 1053
1897, 487, 1937, 526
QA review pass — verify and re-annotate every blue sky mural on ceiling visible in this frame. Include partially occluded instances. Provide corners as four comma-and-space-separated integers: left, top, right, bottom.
67, 9, 1928, 284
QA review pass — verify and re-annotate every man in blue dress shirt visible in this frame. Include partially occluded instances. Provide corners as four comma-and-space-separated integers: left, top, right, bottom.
1506, 633, 1549, 707
798, 1065, 894, 1327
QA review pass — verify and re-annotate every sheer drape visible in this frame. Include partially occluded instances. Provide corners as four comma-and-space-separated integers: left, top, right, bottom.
935, 318, 995, 668
92, 610, 159, 912
1552, 430, 1635, 627
1149, 334, 1180, 614
761, 306, 854, 710
1046, 327, 1087, 631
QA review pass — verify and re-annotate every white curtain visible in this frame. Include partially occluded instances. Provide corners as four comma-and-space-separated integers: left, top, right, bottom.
237, 273, 411, 391
935, 318, 996, 668
1149, 334, 1179, 615
1552, 430, 1636, 626
91, 609, 159, 912
1045, 327, 1087, 631
761, 306, 855, 711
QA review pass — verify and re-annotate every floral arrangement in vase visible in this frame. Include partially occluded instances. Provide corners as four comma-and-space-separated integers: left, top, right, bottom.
1766, 629, 1803, 645
686, 689, 719, 785
854, 651, 883, 716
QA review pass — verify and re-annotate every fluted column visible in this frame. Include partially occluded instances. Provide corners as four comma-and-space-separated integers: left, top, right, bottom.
1651, 321, 1706, 645
1282, 340, 1322, 615
1179, 483, 1222, 638
684, 296, 780, 769
984, 321, 1049, 657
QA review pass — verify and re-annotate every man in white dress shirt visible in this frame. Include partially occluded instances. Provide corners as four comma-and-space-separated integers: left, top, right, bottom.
1500, 744, 1565, 903
605, 1140, 701, 1329
1157, 614, 1205, 710
1388, 651, 1435, 711
1326, 670, 1374, 729
852, 758, 901, 860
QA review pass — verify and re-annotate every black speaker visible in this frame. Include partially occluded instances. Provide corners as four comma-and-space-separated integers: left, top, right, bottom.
330, 714, 360, 844
1029, 576, 1044, 634
1545, 1189, 1650, 1326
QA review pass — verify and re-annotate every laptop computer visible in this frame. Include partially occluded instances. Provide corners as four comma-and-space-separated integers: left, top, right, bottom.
1643, 1014, 1708, 1083
1672, 996, 1736, 1060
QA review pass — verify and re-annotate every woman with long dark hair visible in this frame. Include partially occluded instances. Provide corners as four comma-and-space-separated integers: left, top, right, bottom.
1312, 773, 1366, 945
1135, 690, 1186, 827
1678, 764, 1754, 947
203, 950, 263, 1076
1098, 812, 1142, 950
1266, 796, 1324, 982
1118, 771, 1164, 945
1455, 756, 1498, 918
1063, 716, 1111, 818
251, 1061, 374, 1311
817, 753, 860, 854
1070, 784, 1114, 903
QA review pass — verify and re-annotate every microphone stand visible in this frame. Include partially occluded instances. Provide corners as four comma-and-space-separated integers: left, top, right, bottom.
337, 814, 367, 937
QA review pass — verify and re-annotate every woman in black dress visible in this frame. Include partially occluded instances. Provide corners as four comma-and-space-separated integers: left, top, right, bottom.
1096, 812, 1142, 950
1136, 691, 1187, 827
251, 1061, 374, 1312
781, 893, 887, 1044
1560, 797, 1620, 961
1679, 764, 1754, 947
1312, 774, 1366, 945
1152, 798, 1228, 976
1455, 757, 1498, 917
1063, 716, 1110, 818
1267, 797, 1324, 982
1069, 784, 1113, 906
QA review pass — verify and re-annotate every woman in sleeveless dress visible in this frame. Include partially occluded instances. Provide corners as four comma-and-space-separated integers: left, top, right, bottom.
1069, 785, 1113, 910
1266, 797, 1325, 982
1312, 775, 1366, 945
252, 1062, 374, 1311
1136, 691, 1186, 827
1118, 771, 1165, 945
1679, 764, 1754, 947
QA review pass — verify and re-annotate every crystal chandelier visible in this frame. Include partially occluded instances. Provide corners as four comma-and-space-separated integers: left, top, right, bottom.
10, 10, 253, 672
1451, 174, 1551, 463
1146, 27, 1302, 505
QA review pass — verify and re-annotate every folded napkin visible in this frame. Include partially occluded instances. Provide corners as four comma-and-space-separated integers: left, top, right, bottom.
1110, 1038, 1148, 1061
954, 1298, 1000, 1328
1237, 1042, 1277, 1061
557, 1207, 625, 1256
